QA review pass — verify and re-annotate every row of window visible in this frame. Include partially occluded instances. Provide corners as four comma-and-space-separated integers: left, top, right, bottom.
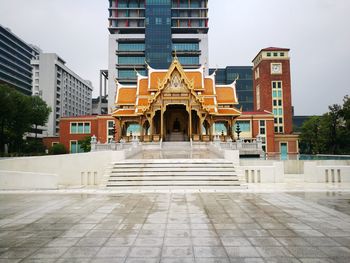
267, 52, 285, 57
118, 69, 147, 79
70, 122, 91, 134
117, 43, 199, 52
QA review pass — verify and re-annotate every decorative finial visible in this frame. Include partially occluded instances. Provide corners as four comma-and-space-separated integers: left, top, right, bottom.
145, 60, 150, 69
133, 66, 139, 75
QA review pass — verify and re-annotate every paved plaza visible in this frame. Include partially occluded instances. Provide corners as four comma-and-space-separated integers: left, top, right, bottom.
1, 192, 350, 263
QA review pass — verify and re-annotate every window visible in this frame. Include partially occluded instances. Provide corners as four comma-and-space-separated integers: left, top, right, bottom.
107, 120, 116, 142
267, 52, 271, 57
70, 122, 91, 134
233, 121, 251, 132
259, 120, 266, 135
70, 141, 84, 154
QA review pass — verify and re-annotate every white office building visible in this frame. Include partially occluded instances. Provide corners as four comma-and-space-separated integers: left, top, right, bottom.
31, 53, 93, 137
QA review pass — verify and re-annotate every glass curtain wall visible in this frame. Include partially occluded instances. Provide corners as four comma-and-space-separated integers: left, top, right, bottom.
145, 0, 172, 69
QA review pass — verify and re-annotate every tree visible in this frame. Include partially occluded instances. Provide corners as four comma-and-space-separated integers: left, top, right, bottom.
300, 95, 350, 155
78, 136, 91, 152
0, 85, 15, 153
30, 96, 51, 139
0, 84, 51, 154
300, 116, 322, 154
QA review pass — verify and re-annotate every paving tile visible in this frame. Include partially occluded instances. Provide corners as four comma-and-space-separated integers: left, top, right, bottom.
277, 237, 310, 246
304, 237, 341, 247
128, 247, 162, 258
125, 259, 160, 263
134, 238, 164, 247
192, 237, 221, 246
161, 258, 194, 263
0, 247, 38, 259
194, 258, 229, 263
221, 237, 250, 247
162, 246, 193, 257
256, 246, 293, 257
90, 258, 125, 263
95, 247, 129, 257
105, 237, 136, 246
76, 237, 107, 247
299, 259, 337, 263
286, 247, 328, 258
225, 247, 260, 258
62, 246, 100, 258
317, 246, 350, 257
193, 246, 227, 257
248, 237, 282, 247
29, 247, 69, 259
229, 258, 265, 263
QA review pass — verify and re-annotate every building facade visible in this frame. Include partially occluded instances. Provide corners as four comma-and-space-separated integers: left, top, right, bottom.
209, 66, 254, 112
252, 47, 298, 155
31, 53, 93, 137
113, 57, 241, 142
107, 0, 209, 113
0, 25, 40, 95
43, 115, 115, 153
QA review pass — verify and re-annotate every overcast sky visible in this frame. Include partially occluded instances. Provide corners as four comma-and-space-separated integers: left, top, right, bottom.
0, 0, 349, 115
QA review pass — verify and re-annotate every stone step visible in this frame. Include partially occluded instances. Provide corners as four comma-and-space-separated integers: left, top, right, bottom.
110, 171, 237, 177
113, 159, 232, 164
106, 157, 242, 188
107, 181, 242, 187
111, 167, 236, 172
108, 176, 239, 181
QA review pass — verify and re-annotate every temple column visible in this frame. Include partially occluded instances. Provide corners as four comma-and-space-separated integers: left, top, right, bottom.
149, 118, 153, 138
189, 106, 192, 140
160, 108, 164, 140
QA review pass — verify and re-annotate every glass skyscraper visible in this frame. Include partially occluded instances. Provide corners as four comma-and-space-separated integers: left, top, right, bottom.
0, 25, 40, 95
209, 66, 254, 112
108, 0, 209, 112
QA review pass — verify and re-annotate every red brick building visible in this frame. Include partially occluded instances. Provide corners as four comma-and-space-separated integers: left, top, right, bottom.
252, 47, 298, 155
43, 115, 116, 153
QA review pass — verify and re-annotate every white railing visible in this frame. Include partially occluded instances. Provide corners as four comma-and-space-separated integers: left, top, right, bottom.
211, 137, 264, 157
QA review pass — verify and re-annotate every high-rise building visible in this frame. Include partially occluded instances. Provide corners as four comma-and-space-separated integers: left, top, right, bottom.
0, 25, 40, 95
252, 47, 298, 154
107, 0, 209, 112
209, 66, 254, 112
31, 53, 93, 137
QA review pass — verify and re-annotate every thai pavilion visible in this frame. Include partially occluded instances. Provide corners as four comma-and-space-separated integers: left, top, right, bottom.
112, 57, 242, 142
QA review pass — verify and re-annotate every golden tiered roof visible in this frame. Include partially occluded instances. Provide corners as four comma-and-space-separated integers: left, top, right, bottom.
113, 58, 241, 117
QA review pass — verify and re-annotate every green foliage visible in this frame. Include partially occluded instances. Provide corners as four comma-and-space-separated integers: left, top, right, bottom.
30, 96, 52, 138
22, 140, 46, 155
300, 95, 350, 154
49, 143, 67, 155
78, 136, 91, 152
0, 84, 51, 154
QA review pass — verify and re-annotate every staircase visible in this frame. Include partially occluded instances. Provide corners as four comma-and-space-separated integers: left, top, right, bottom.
106, 159, 243, 189
166, 132, 188, 141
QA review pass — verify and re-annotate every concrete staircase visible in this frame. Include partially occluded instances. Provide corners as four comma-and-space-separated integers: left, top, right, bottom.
166, 132, 188, 141
106, 159, 243, 189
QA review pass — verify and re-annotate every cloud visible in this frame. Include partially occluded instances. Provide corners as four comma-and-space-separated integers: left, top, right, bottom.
1, 0, 349, 115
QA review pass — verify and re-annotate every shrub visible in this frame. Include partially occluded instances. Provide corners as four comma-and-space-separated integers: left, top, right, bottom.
49, 143, 67, 155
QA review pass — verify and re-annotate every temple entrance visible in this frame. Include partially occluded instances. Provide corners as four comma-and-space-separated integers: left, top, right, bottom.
164, 105, 189, 141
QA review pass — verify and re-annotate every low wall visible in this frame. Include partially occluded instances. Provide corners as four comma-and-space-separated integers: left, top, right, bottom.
284, 160, 304, 174
239, 160, 284, 183
0, 171, 58, 190
304, 161, 350, 183
0, 151, 127, 188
